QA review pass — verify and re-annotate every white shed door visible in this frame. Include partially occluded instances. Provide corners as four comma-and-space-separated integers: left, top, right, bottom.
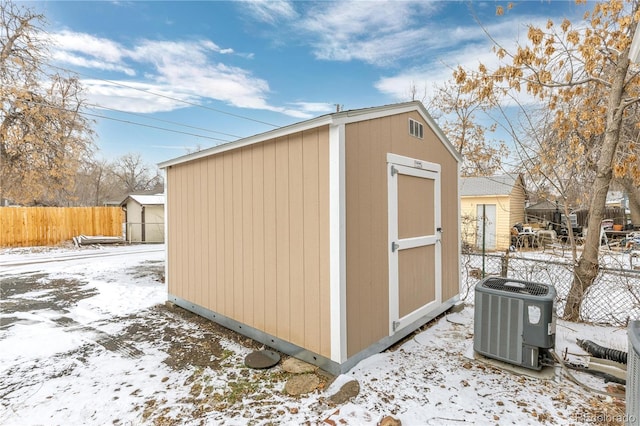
387, 154, 442, 335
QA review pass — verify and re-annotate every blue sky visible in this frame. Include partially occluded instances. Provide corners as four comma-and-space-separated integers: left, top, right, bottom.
31, 0, 587, 166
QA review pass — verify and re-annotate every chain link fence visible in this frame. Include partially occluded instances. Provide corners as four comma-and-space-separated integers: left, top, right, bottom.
460, 251, 640, 326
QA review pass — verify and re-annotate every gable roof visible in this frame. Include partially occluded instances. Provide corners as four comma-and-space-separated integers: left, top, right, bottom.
526, 200, 562, 211
459, 175, 522, 197
158, 101, 461, 169
121, 194, 164, 206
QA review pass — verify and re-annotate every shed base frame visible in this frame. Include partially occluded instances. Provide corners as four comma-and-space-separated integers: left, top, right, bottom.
167, 293, 459, 376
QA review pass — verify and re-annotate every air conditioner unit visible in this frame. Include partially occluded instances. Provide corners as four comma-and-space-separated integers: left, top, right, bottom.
627, 320, 640, 426
474, 277, 556, 370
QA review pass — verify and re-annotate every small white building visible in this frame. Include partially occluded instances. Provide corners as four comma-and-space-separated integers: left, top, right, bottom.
120, 194, 165, 243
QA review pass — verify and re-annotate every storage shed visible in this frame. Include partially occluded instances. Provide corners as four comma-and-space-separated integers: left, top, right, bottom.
159, 101, 461, 374
120, 193, 165, 243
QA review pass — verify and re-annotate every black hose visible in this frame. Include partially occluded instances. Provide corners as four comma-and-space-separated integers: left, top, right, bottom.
576, 339, 628, 364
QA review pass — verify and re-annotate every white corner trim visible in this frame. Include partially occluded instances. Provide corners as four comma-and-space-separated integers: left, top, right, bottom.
163, 170, 169, 291
456, 162, 462, 294
387, 161, 399, 336
329, 123, 347, 363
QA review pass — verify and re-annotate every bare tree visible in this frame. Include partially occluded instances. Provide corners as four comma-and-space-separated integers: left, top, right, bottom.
111, 153, 163, 195
69, 159, 120, 206
429, 80, 509, 176
407, 81, 428, 103
0, 1, 94, 205
66, 153, 164, 206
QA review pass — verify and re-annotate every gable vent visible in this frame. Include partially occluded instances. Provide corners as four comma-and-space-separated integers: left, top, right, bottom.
409, 118, 423, 139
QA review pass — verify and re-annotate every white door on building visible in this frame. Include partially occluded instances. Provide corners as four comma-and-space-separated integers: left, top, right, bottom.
476, 204, 496, 250
387, 154, 442, 335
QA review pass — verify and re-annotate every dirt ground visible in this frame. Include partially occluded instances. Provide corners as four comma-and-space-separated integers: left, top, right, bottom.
0, 260, 342, 425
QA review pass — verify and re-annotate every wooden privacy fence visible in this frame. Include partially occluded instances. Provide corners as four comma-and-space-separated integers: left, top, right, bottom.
0, 207, 124, 247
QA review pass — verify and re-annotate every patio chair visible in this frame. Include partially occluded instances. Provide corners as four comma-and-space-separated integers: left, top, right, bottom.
537, 230, 565, 255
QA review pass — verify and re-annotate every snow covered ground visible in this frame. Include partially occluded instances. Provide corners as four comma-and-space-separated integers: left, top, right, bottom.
0, 244, 630, 425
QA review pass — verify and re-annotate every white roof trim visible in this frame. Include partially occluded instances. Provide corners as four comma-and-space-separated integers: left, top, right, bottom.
158, 101, 461, 169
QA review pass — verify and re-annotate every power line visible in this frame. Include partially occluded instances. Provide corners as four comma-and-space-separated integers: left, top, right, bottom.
2, 77, 247, 141
48, 64, 280, 128
18, 97, 236, 143
81, 110, 234, 143
84, 102, 244, 139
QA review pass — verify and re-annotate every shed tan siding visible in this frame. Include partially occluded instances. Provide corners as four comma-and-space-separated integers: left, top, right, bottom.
345, 112, 460, 357
166, 127, 331, 357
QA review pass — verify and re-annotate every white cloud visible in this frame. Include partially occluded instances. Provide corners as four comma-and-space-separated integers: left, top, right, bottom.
374, 16, 556, 105
128, 42, 273, 109
289, 102, 335, 113
128, 39, 220, 65
83, 79, 194, 113
52, 51, 136, 76
51, 30, 126, 63
243, 0, 298, 24
295, 1, 443, 66
261, 101, 335, 119
239, 1, 446, 65
51, 31, 315, 117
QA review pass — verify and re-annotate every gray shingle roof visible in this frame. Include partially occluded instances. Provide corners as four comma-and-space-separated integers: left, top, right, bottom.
459, 175, 520, 197
527, 200, 561, 211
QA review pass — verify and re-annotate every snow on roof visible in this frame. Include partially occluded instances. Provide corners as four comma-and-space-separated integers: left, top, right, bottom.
124, 194, 164, 206
459, 175, 520, 197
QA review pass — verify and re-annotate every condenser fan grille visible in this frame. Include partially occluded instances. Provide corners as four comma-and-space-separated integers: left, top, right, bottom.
481, 277, 549, 296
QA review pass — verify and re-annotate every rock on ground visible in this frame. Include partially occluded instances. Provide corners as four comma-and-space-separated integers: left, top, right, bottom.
328, 380, 360, 405
284, 373, 320, 396
282, 357, 316, 374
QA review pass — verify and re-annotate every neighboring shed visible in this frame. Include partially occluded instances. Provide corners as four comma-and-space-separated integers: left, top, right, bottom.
120, 194, 165, 243
159, 101, 461, 374
526, 200, 560, 223
460, 174, 526, 251
525, 200, 569, 226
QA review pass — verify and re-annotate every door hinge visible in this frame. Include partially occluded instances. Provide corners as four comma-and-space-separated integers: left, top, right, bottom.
392, 321, 400, 332
391, 241, 399, 252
